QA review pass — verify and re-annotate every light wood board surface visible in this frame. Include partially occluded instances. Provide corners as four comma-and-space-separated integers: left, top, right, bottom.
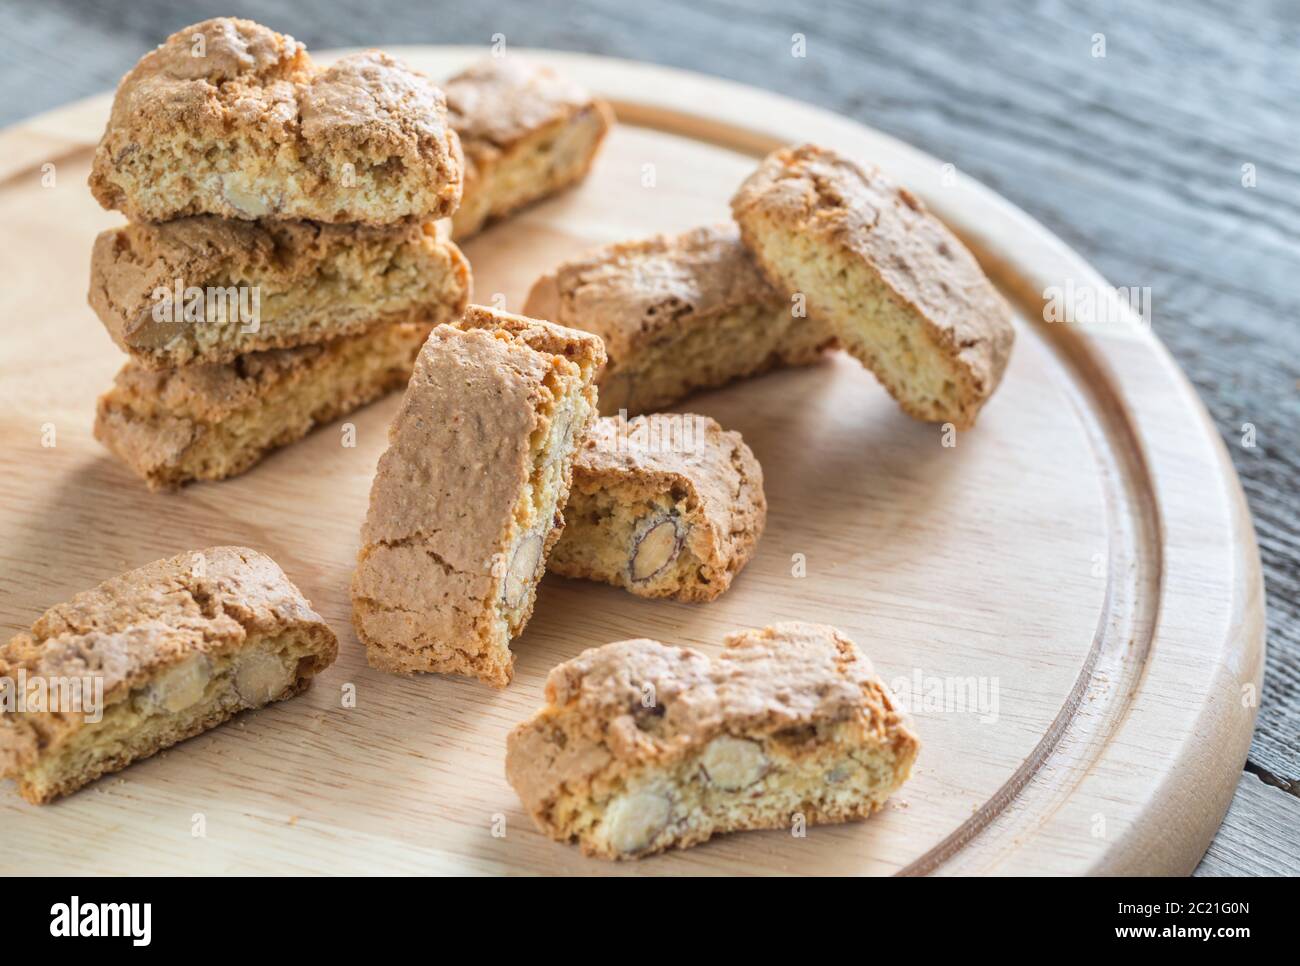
0, 49, 1265, 875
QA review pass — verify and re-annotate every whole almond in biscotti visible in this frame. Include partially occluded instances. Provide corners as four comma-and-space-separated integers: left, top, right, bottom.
88, 17, 463, 225
731, 143, 1014, 429
506, 622, 919, 859
548, 413, 766, 601
524, 224, 835, 416
0, 547, 338, 804
350, 305, 606, 688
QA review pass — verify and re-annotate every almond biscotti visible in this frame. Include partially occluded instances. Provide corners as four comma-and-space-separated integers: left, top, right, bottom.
549, 414, 765, 601
0, 547, 337, 804
506, 622, 918, 859
731, 144, 1014, 428
445, 58, 613, 239
89, 218, 469, 369
350, 306, 605, 687
89, 18, 463, 225
524, 224, 835, 415
95, 319, 455, 490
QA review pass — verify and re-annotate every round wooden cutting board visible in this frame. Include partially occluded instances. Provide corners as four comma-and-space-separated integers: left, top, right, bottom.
0, 49, 1264, 875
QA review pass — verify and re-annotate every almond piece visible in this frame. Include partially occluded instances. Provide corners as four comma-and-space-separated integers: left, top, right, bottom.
220, 174, 275, 217
546, 412, 573, 470
136, 654, 212, 714
628, 514, 684, 584
234, 649, 292, 706
701, 735, 768, 790
604, 788, 672, 855
504, 532, 544, 608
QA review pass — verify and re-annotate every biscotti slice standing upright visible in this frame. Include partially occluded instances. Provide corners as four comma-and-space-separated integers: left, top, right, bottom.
549, 414, 766, 601
351, 305, 606, 687
444, 58, 613, 239
731, 144, 1015, 428
89, 18, 463, 224
0, 547, 338, 804
95, 241, 467, 491
524, 224, 835, 415
506, 622, 919, 859
89, 218, 470, 368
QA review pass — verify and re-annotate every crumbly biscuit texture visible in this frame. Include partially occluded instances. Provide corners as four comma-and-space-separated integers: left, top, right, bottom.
350, 305, 605, 687
731, 144, 1014, 428
549, 414, 766, 601
445, 58, 613, 238
506, 622, 919, 859
0, 547, 338, 803
89, 218, 470, 368
95, 319, 451, 490
525, 224, 834, 414
89, 18, 462, 224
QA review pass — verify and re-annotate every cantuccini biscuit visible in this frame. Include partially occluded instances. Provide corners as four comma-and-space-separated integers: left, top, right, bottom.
524, 224, 835, 416
549, 414, 765, 601
350, 305, 605, 687
731, 144, 1014, 428
89, 218, 469, 368
506, 622, 918, 859
95, 319, 460, 490
445, 58, 613, 239
0, 547, 337, 804
89, 18, 463, 225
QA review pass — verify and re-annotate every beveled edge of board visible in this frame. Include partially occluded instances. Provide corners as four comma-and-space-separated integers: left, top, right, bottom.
0, 48, 1265, 876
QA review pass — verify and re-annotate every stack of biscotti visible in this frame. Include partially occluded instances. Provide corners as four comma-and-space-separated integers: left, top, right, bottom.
86, 18, 471, 490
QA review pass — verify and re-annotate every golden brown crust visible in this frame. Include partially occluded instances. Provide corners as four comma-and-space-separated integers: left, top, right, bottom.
89, 18, 462, 224
88, 218, 469, 368
524, 224, 835, 414
350, 305, 605, 687
549, 414, 766, 601
0, 547, 338, 803
445, 57, 613, 238
527, 224, 783, 363
506, 623, 919, 858
731, 144, 1014, 428
446, 57, 604, 158
94, 319, 452, 490
455, 301, 606, 370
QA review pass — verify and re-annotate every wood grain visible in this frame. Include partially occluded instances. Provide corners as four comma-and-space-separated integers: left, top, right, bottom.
0, 50, 1264, 874
1196, 773, 1300, 878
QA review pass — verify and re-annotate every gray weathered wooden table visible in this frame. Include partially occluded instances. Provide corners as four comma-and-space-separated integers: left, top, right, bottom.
3, 0, 1295, 875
